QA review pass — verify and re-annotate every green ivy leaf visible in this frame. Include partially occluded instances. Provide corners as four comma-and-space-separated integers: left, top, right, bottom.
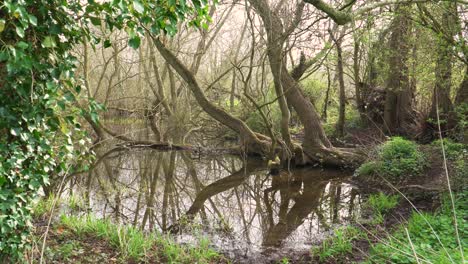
0, 176, 6, 186
17, 41, 29, 49
133, 0, 145, 14
28, 15, 38, 26
0, 19, 5, 33
103, 39, 112, 48
128, 35, 141, 49
42, 36, 57, 48
10, 128, 20, 136
90, 16, 101, 26
15, 26, 25, 38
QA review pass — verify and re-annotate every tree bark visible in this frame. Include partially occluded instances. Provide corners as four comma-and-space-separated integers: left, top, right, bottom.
456, 67, 468, 105
352, 32, 366, 123
428, 3, 456, 135
332, 30, 346, 137
383, 5, 414, 134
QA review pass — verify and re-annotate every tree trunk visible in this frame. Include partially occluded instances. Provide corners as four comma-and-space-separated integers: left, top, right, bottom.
152, 38, 272, 156
322, 66, 332, 122
383, 5, 414, 134
428, 3, 456, 135
333, 31, 346, 138
353, 35, 366, 124
456, 67, 468, 105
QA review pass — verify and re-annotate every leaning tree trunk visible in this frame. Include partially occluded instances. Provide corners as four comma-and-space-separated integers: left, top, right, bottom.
151, 38, 272, 156
383, 5, 414, 134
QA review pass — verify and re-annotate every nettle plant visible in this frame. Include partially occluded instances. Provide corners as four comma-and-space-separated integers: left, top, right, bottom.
0, 0, 210, 261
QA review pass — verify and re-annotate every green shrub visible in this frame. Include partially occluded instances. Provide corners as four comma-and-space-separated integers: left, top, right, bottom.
431, 139, 467, 160
380, 137, 426, 178
245, 109, 279, 134
357, 137, 427, 182
356, 161, 381, 176
453, 156, 468, 189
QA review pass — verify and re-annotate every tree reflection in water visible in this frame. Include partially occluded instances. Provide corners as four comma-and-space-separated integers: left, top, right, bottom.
68, 149, 362, 255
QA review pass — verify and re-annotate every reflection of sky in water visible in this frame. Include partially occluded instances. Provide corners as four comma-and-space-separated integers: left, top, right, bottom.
70, 149, 362, 258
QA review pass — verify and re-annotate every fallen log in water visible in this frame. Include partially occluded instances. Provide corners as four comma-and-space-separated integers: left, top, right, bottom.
116, 140, 192, 150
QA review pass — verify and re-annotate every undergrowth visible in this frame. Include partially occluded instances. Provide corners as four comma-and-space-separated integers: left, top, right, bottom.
356, 137, 427, 182
311, 226, 365, 262
365, 192, 467, 264
56, 215, 222, 263
432, 139, 467, 189
365, 192, 399, 224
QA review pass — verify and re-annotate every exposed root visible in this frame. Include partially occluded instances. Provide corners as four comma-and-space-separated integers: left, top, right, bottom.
303, 146, 366, 168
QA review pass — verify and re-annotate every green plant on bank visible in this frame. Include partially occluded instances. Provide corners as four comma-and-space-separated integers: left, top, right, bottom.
32, 193, 85, 220
454, 103, 468, 140
365, 192, 467, 264
59, 215, 222, 263
32, 194, 57, 219
356, 137, 427, 182
365, 192, 399, 224
60, 215, 155, 261
432, 139, 467, 189
311, 226, 365, 262
431, 138, 467, 160
51, 240, 83, 262
0, 0, 211, 261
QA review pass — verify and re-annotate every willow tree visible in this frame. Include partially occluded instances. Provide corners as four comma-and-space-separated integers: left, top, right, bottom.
247, 0, 365, 167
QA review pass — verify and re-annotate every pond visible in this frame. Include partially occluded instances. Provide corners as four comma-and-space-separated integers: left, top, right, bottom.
65, 148, 363, 263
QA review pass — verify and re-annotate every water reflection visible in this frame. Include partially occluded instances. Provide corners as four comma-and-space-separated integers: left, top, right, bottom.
68, 148, 362, 257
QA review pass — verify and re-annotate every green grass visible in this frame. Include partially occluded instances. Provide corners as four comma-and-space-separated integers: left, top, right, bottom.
59, 215, 222, 263
365, 192, 467, 264
311, 226, 365, 262
32, 194, 56, 218
365, 192, 399, 224
32, 194, 85, 218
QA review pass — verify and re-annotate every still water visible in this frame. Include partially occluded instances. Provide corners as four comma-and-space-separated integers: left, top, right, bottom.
66, 148, 362, 262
